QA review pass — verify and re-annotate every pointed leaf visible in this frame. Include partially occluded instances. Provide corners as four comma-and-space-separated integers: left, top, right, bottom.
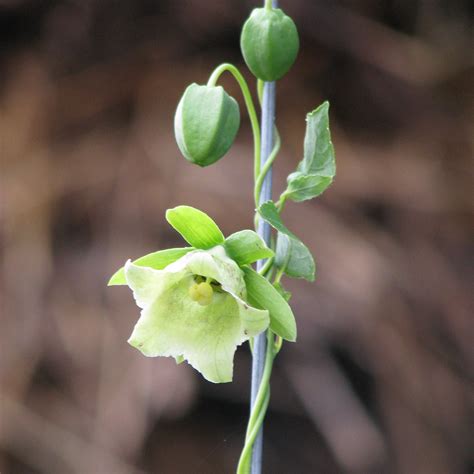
108, 247, 193, 286
243, 266, 296, 342
258, 200, 315, 281
224, 230, 274, 266
284, 175, 333, 203
166, 205, 225, 249
283, 102, 335, 202
298, 102, 335, 177
275, 233, 315, 281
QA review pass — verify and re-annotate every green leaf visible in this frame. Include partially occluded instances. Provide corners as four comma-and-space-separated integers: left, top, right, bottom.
224, 230, 274, 266
258, 200, 315, 281
243, 266, 296, 342
275, 233, 315, 281
284, 175, 333, 203
166, 205, 225, 249
283, 102, 335, 202
298, 102, 335, 177
108, 247, 193, 286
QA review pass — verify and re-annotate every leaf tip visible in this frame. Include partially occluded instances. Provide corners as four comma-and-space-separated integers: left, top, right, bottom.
164, 206, 176, 221
307, 101, 330, 120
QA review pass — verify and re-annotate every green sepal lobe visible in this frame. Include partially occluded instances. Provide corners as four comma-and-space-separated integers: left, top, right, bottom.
166, 205, 225, 249
243, 266, 296, 342
224, 229, 274, 266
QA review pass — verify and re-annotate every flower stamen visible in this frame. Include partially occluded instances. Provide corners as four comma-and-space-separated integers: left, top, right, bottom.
189, 279, 214, 306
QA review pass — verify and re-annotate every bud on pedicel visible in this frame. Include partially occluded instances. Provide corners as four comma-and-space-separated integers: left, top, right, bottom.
240, 7, 299, 82
174, 83, 240, 167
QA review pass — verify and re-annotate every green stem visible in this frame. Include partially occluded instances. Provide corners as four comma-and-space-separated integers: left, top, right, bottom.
237, 330, 275, 473
273, 336, 282, 354
207, 64, 261, 184
257, 79, 264, 105
237, 389, 270, 474
245, 330, 274, 438
254, 127, 280, 208
222, 48, 281, 474
257, 257, 274, 276
273, 266, 285, 285
264, 0, 273, 11
276, 192, 288, 212
253, 77, 281, 225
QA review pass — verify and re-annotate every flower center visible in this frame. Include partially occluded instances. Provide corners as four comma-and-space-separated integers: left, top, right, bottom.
189, 278, 214, 306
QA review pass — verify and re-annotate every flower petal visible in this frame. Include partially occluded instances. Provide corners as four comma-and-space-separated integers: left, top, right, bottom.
127, 276, 268, 383
166, 246, 246, 297
124, 260, 183, 309
227, 291, 269, 337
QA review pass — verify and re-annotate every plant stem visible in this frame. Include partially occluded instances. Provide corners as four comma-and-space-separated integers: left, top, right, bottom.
207, 63, 261, 184
257, 257, 273, 276
207, 62, 279, 473
238, 390, 270, 473
276, 192, 288, 212
249, 0, 278, 461
254, 128, 280, 209
237, 330, 274, 473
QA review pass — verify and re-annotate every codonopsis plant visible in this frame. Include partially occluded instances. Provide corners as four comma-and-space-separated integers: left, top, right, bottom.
108, 1, 335, 472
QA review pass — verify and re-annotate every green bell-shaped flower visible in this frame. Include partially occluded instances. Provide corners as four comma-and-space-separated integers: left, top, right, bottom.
240, 7, 299, 81
125, 246, 269, 383
174, 83, 240, 167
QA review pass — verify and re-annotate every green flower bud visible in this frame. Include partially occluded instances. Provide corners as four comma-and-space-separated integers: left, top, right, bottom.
174, 83, 240, 167
240, 7, 299, 82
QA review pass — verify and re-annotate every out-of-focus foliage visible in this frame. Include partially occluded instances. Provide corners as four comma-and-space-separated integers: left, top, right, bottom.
1, 1, 472, 473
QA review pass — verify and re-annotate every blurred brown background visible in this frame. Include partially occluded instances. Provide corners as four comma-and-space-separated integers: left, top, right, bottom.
1, 0, 473, 473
